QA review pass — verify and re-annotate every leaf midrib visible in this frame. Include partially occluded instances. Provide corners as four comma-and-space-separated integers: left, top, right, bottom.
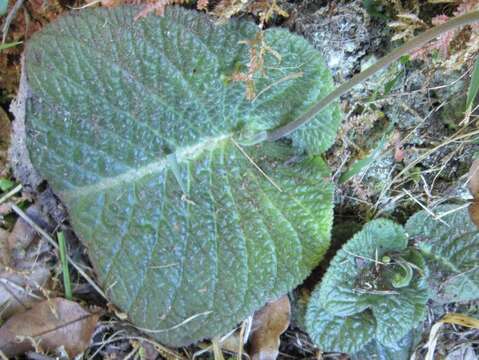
63, 134, 231, 199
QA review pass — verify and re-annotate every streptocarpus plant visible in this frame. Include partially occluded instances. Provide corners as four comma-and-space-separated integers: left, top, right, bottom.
18, 2, 479, 349
305, 219, 429, 354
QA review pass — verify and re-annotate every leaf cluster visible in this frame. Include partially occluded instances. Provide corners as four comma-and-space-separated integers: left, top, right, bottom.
305, 220, 429, 354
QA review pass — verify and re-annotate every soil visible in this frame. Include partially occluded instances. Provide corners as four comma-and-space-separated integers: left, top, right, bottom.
1, 0, 479, 359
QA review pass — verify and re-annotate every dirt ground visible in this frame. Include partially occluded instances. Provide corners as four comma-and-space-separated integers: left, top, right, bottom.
1, 0, 479, 359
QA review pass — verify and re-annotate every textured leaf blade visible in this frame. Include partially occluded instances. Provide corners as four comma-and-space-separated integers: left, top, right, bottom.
351, 328, 422, 360
66, 140, 333, 345
317, 219, 408, 316
24, 6, 337, 345
405, 205, 479, 303
373, 287, 427, 346
306, 220, 428, 354
305, 303, 376, 354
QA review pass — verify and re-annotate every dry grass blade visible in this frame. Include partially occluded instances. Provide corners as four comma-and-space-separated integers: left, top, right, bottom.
0, 183, 22, 205
425, 313, 479, 360
424, 321, 444, 360
441, 313, 479, 328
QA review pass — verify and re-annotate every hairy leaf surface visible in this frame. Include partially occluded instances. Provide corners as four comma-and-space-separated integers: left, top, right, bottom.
23, 6, 338, 345
306, 304, 376, 354
406, 205, 479, 303
351, 328, 422, 360
306, 220, 428, 354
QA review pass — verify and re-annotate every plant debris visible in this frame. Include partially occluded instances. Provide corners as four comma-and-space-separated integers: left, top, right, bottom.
0, 297, 100, 358
0, 204, 52, 320
249, 295, 291, 360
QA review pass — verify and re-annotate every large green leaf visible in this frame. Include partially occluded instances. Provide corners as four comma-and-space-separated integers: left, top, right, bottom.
306, 220, 428, 354
405, 204, 479, 303
23, 6, 338, 345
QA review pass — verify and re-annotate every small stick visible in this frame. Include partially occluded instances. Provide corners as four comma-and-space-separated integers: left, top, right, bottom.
1, 0, 24, 44
0, 183, 22, 204
403, 189, 449, 227
231, 138, 283, 192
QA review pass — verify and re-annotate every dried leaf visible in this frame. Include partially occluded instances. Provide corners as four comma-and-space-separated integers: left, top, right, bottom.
0, 205, 52, 319
196, 0, 208, 10
468, 159, 479, 199
0, 298, 100, 358
441, 313, 479, 328
469, 201, 479, 228
0, 107, 11, 174
249, 295, 290, 360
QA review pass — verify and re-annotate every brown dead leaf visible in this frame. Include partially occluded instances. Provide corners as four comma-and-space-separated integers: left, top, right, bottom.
468, 159, 479, 199
0, 205, 52, 319
469, 202, 479, 228
0, 107, 11, 174
467, 160, 479, 228
249, 295, 290, 360
392, 130, 404, 162
0, 297, 100, 358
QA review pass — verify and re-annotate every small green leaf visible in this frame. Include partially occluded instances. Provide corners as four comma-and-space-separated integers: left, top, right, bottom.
339, 134, 389, 184
389, 261, 413, 288
0, 178, 14, 192
339, 122, 394, 184
57, 232, 72, 300
0, 41, 21, 51
405, 204, 479, 303
466, 57, 479, 113
0, 0, 8, 16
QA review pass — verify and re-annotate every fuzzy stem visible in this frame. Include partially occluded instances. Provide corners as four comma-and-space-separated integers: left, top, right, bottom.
266, 10, 479, 142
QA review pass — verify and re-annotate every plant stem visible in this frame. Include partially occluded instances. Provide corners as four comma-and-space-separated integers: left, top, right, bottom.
58, 231, 73, 300
266, 10, 479, 142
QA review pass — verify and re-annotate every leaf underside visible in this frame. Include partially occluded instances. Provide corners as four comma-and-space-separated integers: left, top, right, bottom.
24, 6, 339, 345
306, 220, 428, 354
405, 205, 479, 303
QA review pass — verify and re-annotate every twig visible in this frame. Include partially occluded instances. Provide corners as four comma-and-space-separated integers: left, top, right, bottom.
436, 203, 471, 219
1, 0, 24, 44
0, 183, 22, 204
11, 204, 108, 300
403, 189, 449, 227
135, 310, 212, 333
231, 138, 283, 192
342, 248, 387, 265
